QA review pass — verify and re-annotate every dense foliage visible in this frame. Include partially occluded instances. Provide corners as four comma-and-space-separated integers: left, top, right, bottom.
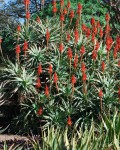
0, 0, 120, 149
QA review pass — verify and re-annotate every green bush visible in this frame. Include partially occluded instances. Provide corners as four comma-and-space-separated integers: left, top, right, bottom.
0, 0, 120, 135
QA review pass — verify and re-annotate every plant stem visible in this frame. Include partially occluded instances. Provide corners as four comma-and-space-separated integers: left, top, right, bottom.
100, 97, 102, 113
83, 81, 87, 95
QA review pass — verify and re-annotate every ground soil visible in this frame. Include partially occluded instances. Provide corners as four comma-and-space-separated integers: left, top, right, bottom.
0, 134, 28, 142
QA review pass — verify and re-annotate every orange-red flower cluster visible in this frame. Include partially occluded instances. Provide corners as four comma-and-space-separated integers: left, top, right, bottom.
46, 29, 50, 41
37, 107, 43, 115
38, 64, 43, 76
80, 45, 85, 55
52, 0, 57, 14
36, 78, 41, 88
23, 41, 28, 51
66, 33, 71, 42
99, 89, 103, 98
24, 0, 30, 6
67, 48, 72, 59
17, 25, 21, 32
77, 3, 82, 16
67, 116, 72, 126
74, 29, 79, 44
48, 64, 53, 75
67, 0, 71, 9
106, 36, 113, 52
45, 85, 49, 97
63, 7, 67, 15
81, 63, 87, 81
60, 0, 64, 7
105, 13, 110, 22
81, 63, 86, 73
91, 17, 95, 26
82, 24, 87, 33
69, 9, 74, 20
15, 45, 20, 54
71, 75, 76, 85
26, 11, 30, 19
60, 13, 65, 22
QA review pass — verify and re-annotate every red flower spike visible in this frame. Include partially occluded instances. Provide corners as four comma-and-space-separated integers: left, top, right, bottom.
45, 85, 49, 97
105, 13, 110, 22
63, 7, 67, 15
46, 29, 50, 41
15, 45, 20, 54
82, 73, 87, 81
99, 27, 103, 38
93, 26, 97, 35
74, 29, 79, 44
52, 0, 56, 6
17, 25, 21, 32
74, 54, 78, 63
38, 64, 42, 76
92, 50, 97, 60
101, 61, 105, 72
69, 9, 74, 20
36, 78, 41, 88
48, 64, 53, 75
53, 72, 58, 83
67, 48, 72, 59
66, 33, 71, 42
82, 24, 87, 33
24, 0, 30, 5
37, 107, 43, 115
80, 46, 85, 55
91, 17, 95, 26
60, 0, 64, 7
81, 63, 86, 73
59, 43, 64, 53
26, 11, 30, 19
36, 17, 41, 23
67, 0, 71, 9
76, 9, 81, 16
60, 13, 65, 22
97, 21, 100, 28
67, 116, 72, 126
106, 36, 113, 52
71, 75, 76, 85
99, 89, 103, 98
23, 40, 28, 51
52, 6, 57, 14
77, 3, 82, 11
73, 61, 77, 69
92, 33, 95, 43
95, 41, 100, 51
